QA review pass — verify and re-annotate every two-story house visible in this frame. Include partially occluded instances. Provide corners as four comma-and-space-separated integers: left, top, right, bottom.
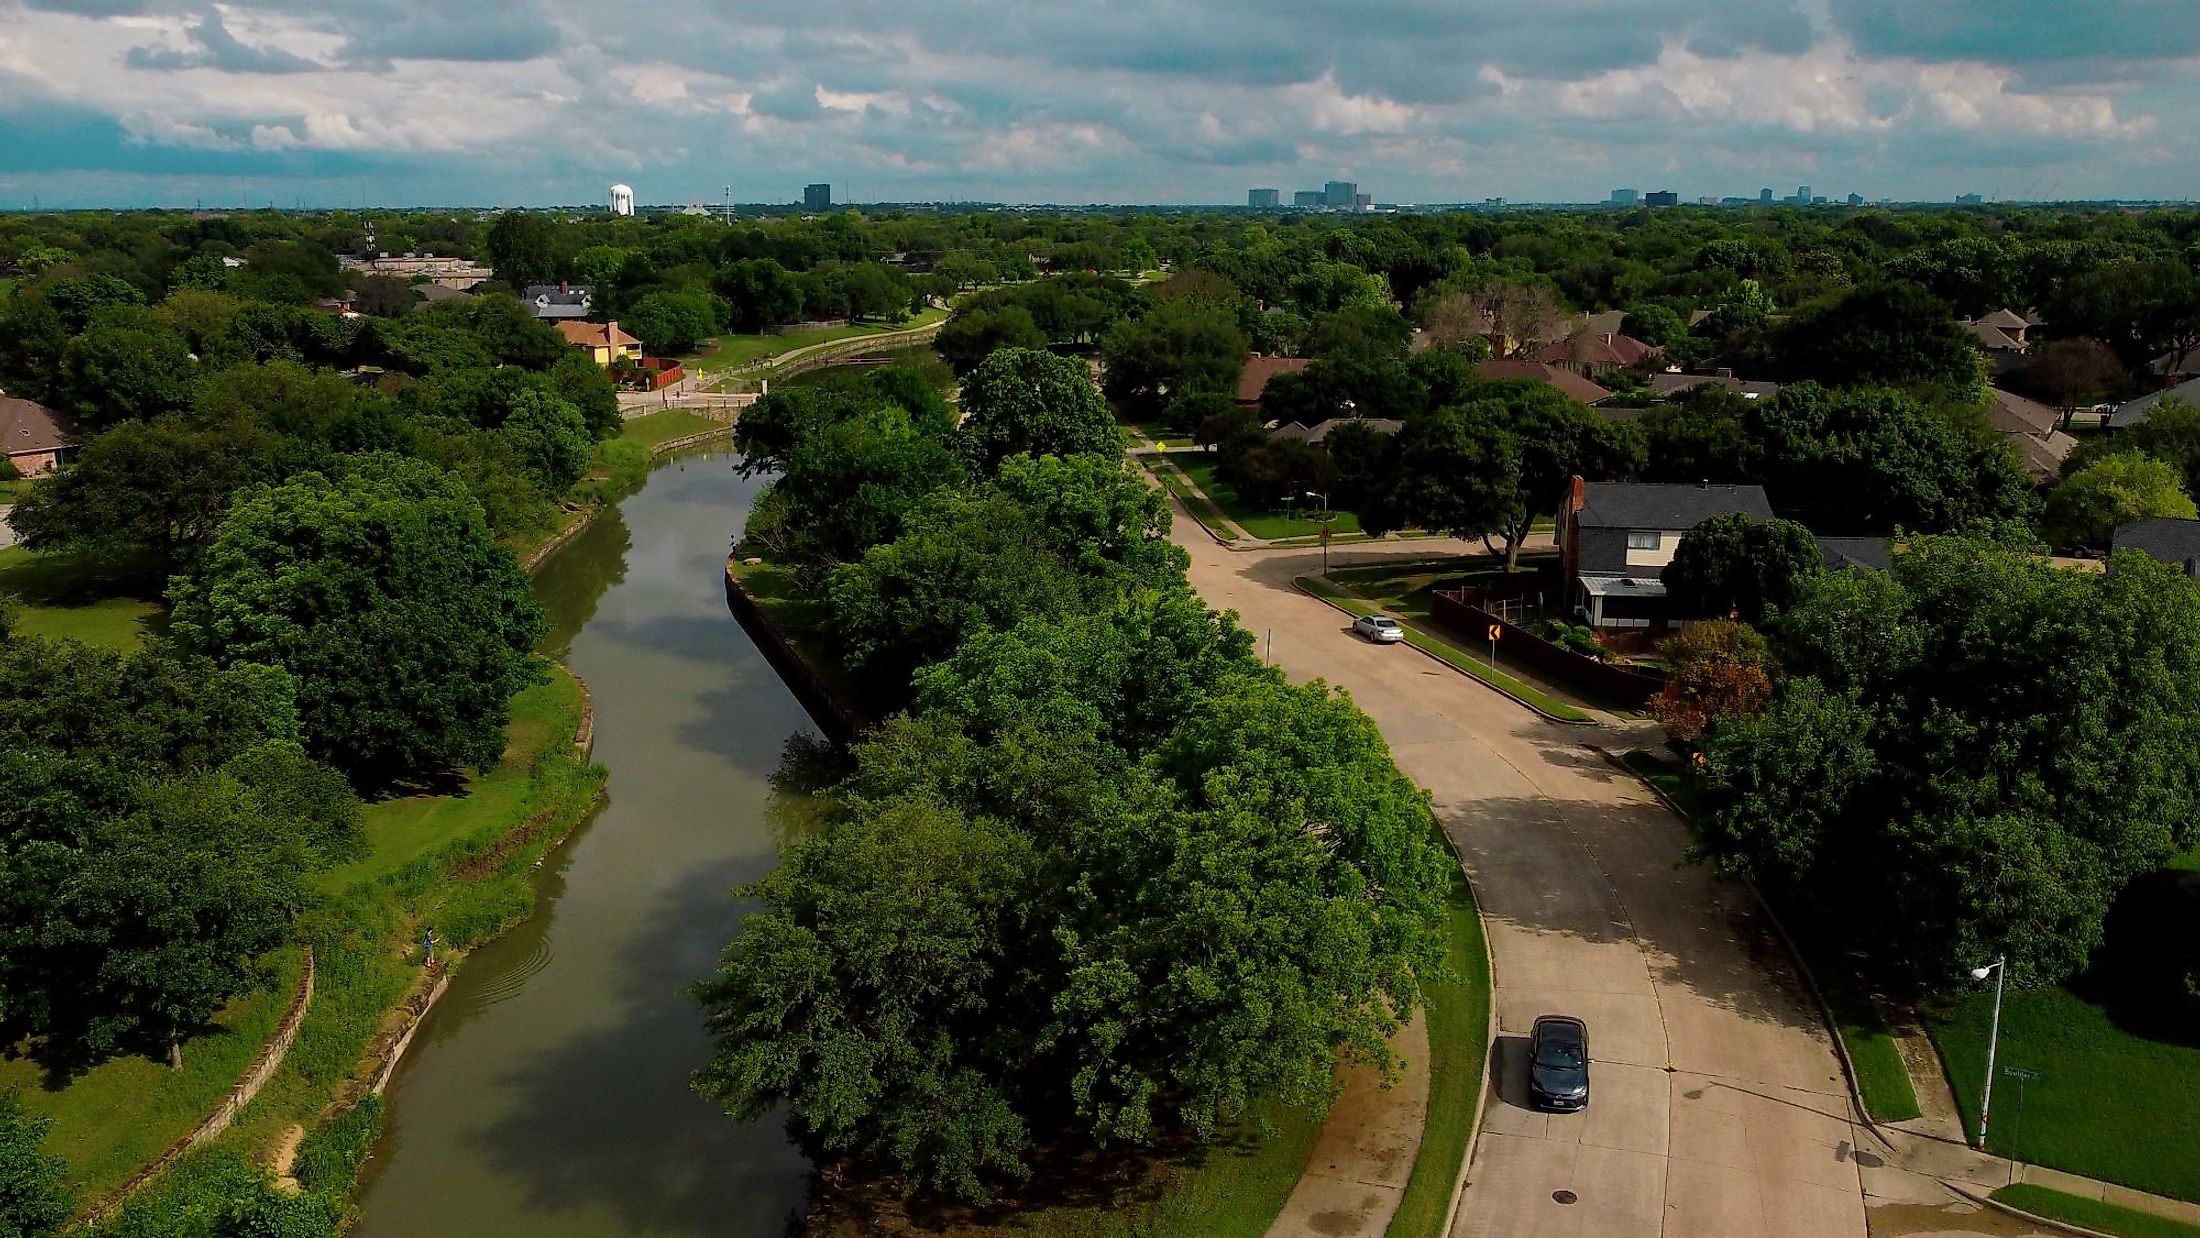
1556, 477, 1774, 628
556, 320, 643, 368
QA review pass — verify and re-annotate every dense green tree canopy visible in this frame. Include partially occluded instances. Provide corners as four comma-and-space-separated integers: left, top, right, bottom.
2044, 451, 2196, 548
957, 347, 1119, 471
1769, 282, 1985, 396
168, 454, 547, 787
1694, 535, 2200, 992
1663, 513, 1825, 624
0, 1091, 71, 1236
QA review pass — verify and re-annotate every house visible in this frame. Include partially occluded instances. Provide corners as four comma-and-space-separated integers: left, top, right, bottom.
555, 320, 642, 367
1644, 372, 1782, 403
412, 283, 475, 309
1, 395, 78, 477
1528, 330, 1658, 381
1556, 478, 1774, 628
1986, 387, 2078, 483
2109, 376, 2200, 429
1236, 355, 1311, 411
1815, 536, 1892, 573
523, 284, 594, 320
1475, 358, 1613, 405
1270, 417, 1404, 446
2112, 518, 2200, 578
1961, 310, 2039, 374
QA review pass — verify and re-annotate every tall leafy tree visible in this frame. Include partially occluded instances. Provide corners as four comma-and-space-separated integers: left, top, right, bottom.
958, 347, 1119, 471
1663, 513, 1824, 624
1099, 300, 1249, 416
1770, 282, 1986, 395
168, 454, 547, 787
2044, 451, 2196, 548
485, 211, 560, 289
0, 1091, 70, 1237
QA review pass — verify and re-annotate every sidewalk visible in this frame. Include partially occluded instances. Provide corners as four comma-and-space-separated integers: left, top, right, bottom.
1265, 1012, 1429, 1238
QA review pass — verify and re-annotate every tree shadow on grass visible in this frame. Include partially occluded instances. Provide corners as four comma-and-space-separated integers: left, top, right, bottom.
2070, 868, 2200, 1050
0, 548, 165, 608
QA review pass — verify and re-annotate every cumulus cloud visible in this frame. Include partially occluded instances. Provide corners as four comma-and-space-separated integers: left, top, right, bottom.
124, 10, 320, 73
0, 0, 2193, 206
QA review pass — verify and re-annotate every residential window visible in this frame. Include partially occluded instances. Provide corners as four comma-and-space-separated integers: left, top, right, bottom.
1626, 531, 1662, 550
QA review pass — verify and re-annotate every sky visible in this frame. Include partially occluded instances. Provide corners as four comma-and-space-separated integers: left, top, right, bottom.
0, 0, 2195, 209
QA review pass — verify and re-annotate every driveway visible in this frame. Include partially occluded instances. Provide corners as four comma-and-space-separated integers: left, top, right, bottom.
1168, 529, 2050, 1238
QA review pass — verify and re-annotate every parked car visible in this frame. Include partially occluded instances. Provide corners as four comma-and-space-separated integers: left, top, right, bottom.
1353, 614, 1405, 643
1528, 1014, 1589, 1112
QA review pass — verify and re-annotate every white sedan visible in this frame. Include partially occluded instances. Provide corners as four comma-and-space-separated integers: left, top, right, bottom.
1353, 614, 1406, 643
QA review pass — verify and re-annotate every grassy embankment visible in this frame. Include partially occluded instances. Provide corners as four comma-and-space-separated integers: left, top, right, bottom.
0, 438, 624, 1221
1296, 571, 1593, 723
1386, 855, 1492, 1238
1991, 1184, 2200, 1238
689, 306, 949, 375
1618, 750, 1921, 1124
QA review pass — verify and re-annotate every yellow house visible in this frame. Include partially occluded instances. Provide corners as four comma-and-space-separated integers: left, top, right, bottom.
556, 320, 643, 367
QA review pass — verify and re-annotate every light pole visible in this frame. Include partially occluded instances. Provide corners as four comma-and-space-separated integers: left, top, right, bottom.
1306, 490, 1332, 575
1970, 958, 2006, 1150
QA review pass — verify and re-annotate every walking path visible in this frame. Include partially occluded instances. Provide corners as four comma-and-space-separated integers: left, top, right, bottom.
1267, 1014, 1430, 1238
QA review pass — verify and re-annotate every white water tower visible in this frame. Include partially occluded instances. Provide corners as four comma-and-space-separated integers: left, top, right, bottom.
609, 183, 635, 216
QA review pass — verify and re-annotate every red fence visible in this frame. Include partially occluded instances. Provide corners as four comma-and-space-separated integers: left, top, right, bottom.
1430, 584, 1666, 711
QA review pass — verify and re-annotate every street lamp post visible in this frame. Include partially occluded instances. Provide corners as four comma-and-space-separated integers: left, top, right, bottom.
1971, 957, 2006, 1150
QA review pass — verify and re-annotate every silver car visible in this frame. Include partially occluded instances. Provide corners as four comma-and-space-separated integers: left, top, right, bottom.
1354, 614, 1405, 643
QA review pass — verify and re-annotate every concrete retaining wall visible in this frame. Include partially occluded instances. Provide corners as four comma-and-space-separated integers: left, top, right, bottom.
723, 563, 863, 747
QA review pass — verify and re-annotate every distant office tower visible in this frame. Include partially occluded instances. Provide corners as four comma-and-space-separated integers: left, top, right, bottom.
1324, 180, 1357, 207
1611, 189, 1638, 205
609, 183, 634, 216
1759, 187, 1774, 204
804, 183, 831, 211
1644, 190, 1679, 207
1249, 188, 1281, 208
1354, 193, 1372, 209
1795, 185, 1812, 203
1847, 192, 1865, 206
1293, 190, 1324, 208
1956, 192, 1985, 205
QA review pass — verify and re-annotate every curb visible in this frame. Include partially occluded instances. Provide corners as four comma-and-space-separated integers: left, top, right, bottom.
1944, 1183, 2120, 1238
1436, 828, 1501, 1238
1292, 579, 1600, 727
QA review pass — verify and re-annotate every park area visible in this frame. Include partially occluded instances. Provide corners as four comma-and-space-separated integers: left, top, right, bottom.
687, 306, 948, 375
1172, 457, 1361, 540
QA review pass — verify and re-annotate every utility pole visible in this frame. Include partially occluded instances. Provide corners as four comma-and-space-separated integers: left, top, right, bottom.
1970, 957, 2006, 1149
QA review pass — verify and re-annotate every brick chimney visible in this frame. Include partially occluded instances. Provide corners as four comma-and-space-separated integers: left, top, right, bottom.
1559, 474, 1588, 585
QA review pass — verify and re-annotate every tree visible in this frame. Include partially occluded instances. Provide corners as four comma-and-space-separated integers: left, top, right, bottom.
168, 455, 547, 788
1099, 301, 1248, 416
621, 289, 718, 355
571, 244, 636, 290
715, 258, 807, 333
0, 1091, 70, 1236
7, 417, 268, 575
1695, 536, 2200, 992
2071, 396, 2200, 497
59, 306, 196, 428
550, 349, 622, 440
1323, 420, 1397, 509
1650, 620, 1775, 743
485, 211, 560, 289
934, 303, 1047, 376
2049, 259, 2200, 373
958, 348, 1118, 472
1663, 513, 1824, 625
1770, 282, 1985, 396
1747, 383, 2036, 534
2017, 337, 2125, 428
502, 388, 592, 494
2044, 452, 2197, 548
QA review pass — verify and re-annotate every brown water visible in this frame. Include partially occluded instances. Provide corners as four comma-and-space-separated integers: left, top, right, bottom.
351, 448, 815, 1237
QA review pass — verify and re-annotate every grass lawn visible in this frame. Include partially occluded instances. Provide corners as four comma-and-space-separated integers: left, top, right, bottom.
0, 544, 166, 651
1296, 575, 1593, 723
617, 407, 723, 449
0, 946, 304, 1204
1387, 856, 1491, 1238
1933, 981, 2200, 1201
1993, 1184, 2200, 1238
1619, 749, 1921, 1123
690, 307, 948, 374
1177, 459, 1362, 540
316, 665, 585, 892
0, 477, 29, 504
1153, 464, 1240, 542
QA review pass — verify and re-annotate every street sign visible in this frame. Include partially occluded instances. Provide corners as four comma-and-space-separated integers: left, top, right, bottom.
1487, 624, 1502, 641
2003, 1067, 2040, 1081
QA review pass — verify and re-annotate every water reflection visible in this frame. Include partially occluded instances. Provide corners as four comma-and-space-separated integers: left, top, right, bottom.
352, 449, 814, 1238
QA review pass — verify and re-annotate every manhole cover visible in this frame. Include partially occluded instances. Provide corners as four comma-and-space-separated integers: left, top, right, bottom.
1552, 1190, 1578, 1205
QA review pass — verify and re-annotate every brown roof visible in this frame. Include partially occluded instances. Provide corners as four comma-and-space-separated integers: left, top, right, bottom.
1475, 358, 1613, 405
1980, 308, 2030, 331
555, 320, 641, 350
1964, 321, 2025, 352
1987, 387, 2059, 438
1236, 354, 1310, 403
1530, 331, 1657, 370
0, 395, 75, 458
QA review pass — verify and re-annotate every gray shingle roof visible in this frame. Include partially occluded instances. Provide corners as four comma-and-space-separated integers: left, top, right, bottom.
2112, 518, 2200, 576
1816, 536, 1892, 572
1576, 482, 1773, 530
2110, 377, 2200, 429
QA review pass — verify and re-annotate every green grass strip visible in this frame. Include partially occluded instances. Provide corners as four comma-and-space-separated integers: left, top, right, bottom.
1386, 857, 1491, 1238
1294, 576, 1593, 723
1154, 466, 1241, 542
1993, 1184, 2200, 1238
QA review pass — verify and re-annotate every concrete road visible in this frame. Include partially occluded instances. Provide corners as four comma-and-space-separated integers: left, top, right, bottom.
1167, 530, 2052, 1238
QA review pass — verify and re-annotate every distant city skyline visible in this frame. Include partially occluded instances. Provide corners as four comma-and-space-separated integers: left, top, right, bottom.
2, 1, 2195, 209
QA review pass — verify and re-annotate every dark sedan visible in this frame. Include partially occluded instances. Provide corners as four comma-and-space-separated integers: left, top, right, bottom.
1528, 1015, 1589, 1112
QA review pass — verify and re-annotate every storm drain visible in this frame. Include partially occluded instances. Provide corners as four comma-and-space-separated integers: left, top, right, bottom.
1552, 1190, 1578, 1205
